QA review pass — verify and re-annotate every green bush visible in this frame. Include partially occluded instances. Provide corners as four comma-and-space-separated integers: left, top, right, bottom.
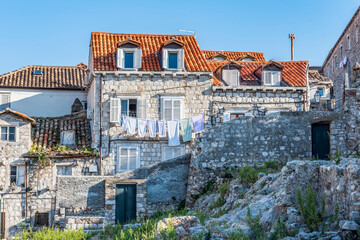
296, 184, 327, 232
14, 226, 88, 240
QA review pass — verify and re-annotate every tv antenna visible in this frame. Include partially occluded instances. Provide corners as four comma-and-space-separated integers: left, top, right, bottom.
177, 29, 196, 36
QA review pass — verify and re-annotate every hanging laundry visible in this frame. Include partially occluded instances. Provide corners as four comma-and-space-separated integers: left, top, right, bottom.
147, 120, 157, 138
127, 117, 137, 135
180, 118, 192, 142
120, 115, 123, 126
192, 114, 205, 133
167, 120, 180, 146
158, 120, 167, 138
122, 116, 128, 131
137, 119, 147, 137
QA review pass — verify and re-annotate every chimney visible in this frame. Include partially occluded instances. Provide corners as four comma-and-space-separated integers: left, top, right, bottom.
289, 34, 295, 61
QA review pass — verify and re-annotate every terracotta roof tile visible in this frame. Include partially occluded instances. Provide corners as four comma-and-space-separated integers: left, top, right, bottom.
208, 60, 308, 87
0, 65, 86, 90
91, 32, 211, 72
202, 50, 266, 62
308, 70, 332, 84
32, 111, 91, 150
0, 108, 36, 125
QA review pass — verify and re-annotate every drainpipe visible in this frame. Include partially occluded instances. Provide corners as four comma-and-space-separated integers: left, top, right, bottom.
25, 159, 28, 219
99, 74, 103, 175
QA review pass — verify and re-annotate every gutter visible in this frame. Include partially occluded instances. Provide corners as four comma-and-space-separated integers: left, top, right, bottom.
99, 74, 104, 175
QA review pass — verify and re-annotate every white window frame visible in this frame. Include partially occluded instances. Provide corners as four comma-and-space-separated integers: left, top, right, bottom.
123, 49, 136, 70
162, 48, 185, 71
10, 165, 25, 186
117, 47, 142, 70
0, 93, 10, 111
262, 71, 281, 86
110, 96, 146, 123
161, 96, 183, 121
1, 126, 16, 142
57, 165, 72, 176
117, 144, 140, 172
162, 145, 185, 161
120, 98, 138, 118
60, 130, 75, 145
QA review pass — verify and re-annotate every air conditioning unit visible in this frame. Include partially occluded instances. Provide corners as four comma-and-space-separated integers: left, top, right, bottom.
87, 108, 93, 119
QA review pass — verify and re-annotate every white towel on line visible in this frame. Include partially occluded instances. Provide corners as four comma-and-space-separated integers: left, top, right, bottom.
147, 120, 157, 138
127, 117, 137, 135
158, 120, 167, 138
137, 119, 147, 137
167, 120, 180, 146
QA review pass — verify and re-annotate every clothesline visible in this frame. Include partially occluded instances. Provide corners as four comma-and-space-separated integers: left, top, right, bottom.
120, 114, 205, 146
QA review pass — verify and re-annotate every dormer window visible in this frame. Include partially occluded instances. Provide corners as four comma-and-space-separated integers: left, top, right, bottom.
117, 38, 141, 70
263, 71, 281, 86
210, 53, 227, 61
162, 38, 185, 71
219, 63, 241, 86
168, 52, 178, 69
237, 54, 256, 62
124, 52, 134, 69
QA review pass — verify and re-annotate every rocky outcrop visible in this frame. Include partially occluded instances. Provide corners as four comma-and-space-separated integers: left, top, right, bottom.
188, 159, 360, 239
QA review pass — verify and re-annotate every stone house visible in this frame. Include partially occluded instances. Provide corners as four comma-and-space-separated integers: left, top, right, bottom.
308, 68, 333, 111
86, 32, 214, 176
0, 64, 87, 117
322, 6, 360, 111
203, 50, 309, 123
0, 109, 97, 238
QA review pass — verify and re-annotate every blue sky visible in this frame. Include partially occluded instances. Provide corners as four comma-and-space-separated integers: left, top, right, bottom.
0, 0, 358, 74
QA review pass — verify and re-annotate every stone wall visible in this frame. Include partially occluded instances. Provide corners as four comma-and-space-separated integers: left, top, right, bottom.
186, 111, 345, 204
90, 73, 212, 175
322, 8, 360, 111
211, 86, 307, 124
56, 155, 190, 229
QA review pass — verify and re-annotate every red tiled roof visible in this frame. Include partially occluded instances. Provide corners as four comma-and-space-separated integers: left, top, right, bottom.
91, 32, 212, 72
0, 65, 86, 90
32, 111, 91, 150
202, 50, 266, 62
209, 60, 308, 87
0, 108, 36, 126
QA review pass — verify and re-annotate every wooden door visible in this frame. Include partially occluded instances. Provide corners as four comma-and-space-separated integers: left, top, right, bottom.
115, 184, 136, 224
0, 212, 5, 239
312, 123, 330, 160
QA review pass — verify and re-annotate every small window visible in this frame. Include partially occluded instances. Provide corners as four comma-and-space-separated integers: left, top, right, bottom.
163, 146, 185, 161
263, 71, 281, 86
124, 52, 134, 69
168, 53, 178, 69
335, 55, 337, 68
318, 89, 324, 96
347, 35, 351, 50
1, 126, 15, 142
118, 146, 139, 172
34, 212, 49, 227
0, 93, 10, 111
241, 58, 253, 61
10, 165, 25, 186
162, 98, 181, 121
57, 166, 72, 176
230, 113, 245, 120
340, 46, 343, 60
60, 131, 75, 145
32, 70, 43, 76
356, 28, 359, 43
213, 56, 225, 61
222, 69, 240, 86
121, 99, 137, 117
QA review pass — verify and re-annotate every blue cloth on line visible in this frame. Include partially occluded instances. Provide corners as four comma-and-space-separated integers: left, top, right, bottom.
192, 114, 204, 133
180, 118, 192, 142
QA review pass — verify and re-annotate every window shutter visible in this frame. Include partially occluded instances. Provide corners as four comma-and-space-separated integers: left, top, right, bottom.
222, 69, 239, 86
162, 99, 172, 120
162, 49, 168, 70
117, 48, 124, 69
137, 98, 147, 119
274, 72, 281, 86
129, 148, 137, 170
173, 100, 181, 120
0, 94, 10, 111
110, 98, 120, 123
16, 166, 25, 186
134, 48, 142, 69
178, 49, 185, 70
264, 72, 272, 85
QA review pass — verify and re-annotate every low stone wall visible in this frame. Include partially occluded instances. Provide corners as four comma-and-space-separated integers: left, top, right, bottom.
186, 111, 345, 205
66, 216, 105, 230
56, 155, 191, 227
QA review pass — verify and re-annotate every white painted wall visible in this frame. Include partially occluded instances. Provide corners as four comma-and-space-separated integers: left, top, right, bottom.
0, 88, 86, 117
